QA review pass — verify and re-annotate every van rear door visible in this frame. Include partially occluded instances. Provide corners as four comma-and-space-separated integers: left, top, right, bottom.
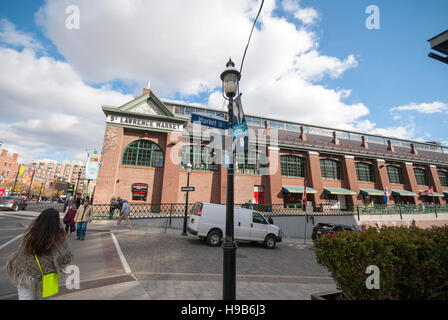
187, 202, 203, 234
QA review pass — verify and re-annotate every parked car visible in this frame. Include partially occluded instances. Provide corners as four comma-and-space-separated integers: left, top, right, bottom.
187, 202, 282, 249
312, 223, 356, 240
58, 195, 67, 203
0, 196, 28, 211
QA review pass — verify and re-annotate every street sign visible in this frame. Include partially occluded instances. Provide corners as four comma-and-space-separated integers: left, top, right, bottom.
67, 183, 74, 196
191, 113, 229, 130
181, 186, 195, 192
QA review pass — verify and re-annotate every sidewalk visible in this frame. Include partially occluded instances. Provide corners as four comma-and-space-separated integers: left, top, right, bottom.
51, 221, 335, 300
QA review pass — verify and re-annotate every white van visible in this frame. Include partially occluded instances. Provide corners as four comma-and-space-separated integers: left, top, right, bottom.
187, 202, 282, 249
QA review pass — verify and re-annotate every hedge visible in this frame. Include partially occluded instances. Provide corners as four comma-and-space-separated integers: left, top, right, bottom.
313, 225, 448, 300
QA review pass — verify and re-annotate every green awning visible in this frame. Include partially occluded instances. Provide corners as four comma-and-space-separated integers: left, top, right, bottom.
391, 190, 418, 197
418, 190, 445, 197
360, 188, 385, 196
282, 185, 317, 194
323, 187, 356, 195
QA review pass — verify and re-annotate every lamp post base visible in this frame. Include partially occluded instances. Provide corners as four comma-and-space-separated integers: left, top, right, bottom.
223, 237, 238, 300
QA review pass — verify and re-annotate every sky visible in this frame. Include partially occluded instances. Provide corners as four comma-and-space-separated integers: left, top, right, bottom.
0, 0, 447, 163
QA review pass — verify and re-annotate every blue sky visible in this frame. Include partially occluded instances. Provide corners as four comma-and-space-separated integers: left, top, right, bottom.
0, 0, 447, 162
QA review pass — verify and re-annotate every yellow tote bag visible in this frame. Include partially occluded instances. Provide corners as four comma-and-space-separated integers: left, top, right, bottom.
35, 254, 59, 298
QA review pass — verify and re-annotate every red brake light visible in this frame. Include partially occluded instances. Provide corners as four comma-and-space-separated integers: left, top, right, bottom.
11, 200, 15, 204
198, 209, 202, 216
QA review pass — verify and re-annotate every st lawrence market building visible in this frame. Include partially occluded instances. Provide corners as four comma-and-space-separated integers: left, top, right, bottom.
94, 87, 448, 209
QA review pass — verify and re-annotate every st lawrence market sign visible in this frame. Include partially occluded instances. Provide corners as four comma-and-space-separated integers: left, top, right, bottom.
107, 115, 183, 131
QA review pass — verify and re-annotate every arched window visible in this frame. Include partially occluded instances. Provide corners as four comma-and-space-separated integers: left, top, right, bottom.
320, 159, 343, 180
280, 155, 306, 177
355, 162, 375, 182
438, 170, 448, 188
181, 145, 218, 172
414, 168, 428, 186
387, 165, 403, 184
121, 140, 164, 168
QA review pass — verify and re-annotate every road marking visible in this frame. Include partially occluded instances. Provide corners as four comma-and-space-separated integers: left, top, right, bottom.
110, 232, 132, 274
0, 233, 24, 251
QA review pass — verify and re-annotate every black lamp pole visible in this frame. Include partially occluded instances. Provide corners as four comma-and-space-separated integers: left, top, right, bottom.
220, 58, 241, 300
182, 163, 192, 236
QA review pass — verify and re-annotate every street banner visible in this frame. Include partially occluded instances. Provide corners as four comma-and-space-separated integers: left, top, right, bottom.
232, 94, 248, 139
28, 169, 34, 180
85, 150, 101, 180
384, 187, 388, 204
18, 165, 26, 177
0, 189, 5, 197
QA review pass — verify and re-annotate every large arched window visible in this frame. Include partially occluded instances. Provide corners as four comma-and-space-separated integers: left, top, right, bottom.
121, 140, 164, 168
387, 165, 403, 184
280, 155, 306, 177
181, 145, 218, 172
438, 170, 448, 187
355, 162, 375, 182
320, 159, 343, 180
414, 168, 428, 186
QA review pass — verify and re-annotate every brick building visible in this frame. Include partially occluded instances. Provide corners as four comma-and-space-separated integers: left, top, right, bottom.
27, 160, 92, 196
94, 88, 448, 207
0, 149, 19, 188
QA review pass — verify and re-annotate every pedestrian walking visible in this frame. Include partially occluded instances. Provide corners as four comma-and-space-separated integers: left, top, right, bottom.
63, 204, 77, 235
117, 196, 123, 211
6, 208, 73, 300
267, 214, 274, 224
75, 195, 81, 209
117, 200, 132, 229
109, 197, 118, 220
74, 200, 94, 240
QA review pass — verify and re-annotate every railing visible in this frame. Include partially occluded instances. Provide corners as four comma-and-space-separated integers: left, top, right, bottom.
91, 202, 448, 220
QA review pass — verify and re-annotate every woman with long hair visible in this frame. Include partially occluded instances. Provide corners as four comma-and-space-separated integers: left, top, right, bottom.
6, 208, 73, 300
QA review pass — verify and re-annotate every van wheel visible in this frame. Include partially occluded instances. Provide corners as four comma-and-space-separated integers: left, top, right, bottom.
206, 230, 222, 247
264, 235, 276, 249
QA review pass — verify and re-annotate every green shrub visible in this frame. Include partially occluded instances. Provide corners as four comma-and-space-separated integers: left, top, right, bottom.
313, 225, 448, 300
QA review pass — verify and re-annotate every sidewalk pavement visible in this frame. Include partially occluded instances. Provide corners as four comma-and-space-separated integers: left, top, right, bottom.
52, 220, 335, 300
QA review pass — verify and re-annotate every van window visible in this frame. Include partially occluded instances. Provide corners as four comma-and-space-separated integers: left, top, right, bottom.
252, 212, 267, 224
191, 203, 203, 215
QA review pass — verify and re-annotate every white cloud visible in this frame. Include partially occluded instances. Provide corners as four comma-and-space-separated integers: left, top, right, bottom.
0, 18, 45, 53
390, 101, 448, 114
282, 0, 320, 25
0, 45, 132, 163
34, 0, 369, 131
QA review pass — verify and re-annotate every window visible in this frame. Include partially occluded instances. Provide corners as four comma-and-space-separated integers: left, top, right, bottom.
280, 155, 306, 177
414, 168, 428, 186
181, 145, 218, 172
320, 159, 343, 180
387, 165, 404, 184
252, 212, 267, 224
235, 151, 264, 175
121, 140, 164, 168
355, 162, 375, 182
438, 170, 448, 188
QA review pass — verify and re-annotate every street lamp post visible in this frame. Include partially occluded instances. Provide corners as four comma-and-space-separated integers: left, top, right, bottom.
182, 163, 193, 236
220, 58, 241, 300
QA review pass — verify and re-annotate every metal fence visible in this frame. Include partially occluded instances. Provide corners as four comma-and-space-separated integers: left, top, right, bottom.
90, 202, 448, 220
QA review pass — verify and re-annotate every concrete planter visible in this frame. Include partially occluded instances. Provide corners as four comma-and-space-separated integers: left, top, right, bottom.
311, 290, 342, 300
